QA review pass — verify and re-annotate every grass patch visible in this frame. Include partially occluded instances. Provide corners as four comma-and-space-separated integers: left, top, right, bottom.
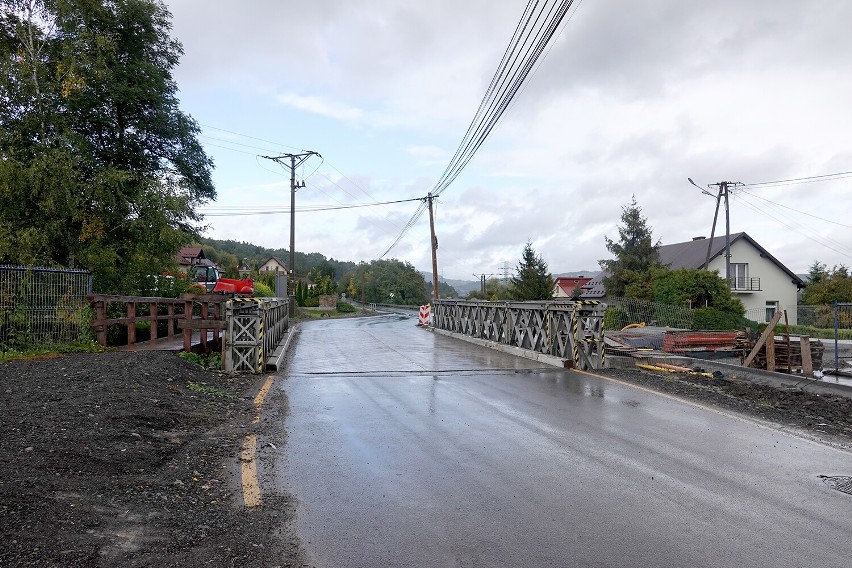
177, 351, 222, 370
0, 340, 106, 364
187, 381, 236, 398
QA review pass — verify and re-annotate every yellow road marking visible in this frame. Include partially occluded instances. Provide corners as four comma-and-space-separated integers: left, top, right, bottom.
241, 434, 261, 507
241, 374, 275, 507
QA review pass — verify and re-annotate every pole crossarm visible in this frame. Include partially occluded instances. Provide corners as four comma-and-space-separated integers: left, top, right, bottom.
261, 151, 321, 316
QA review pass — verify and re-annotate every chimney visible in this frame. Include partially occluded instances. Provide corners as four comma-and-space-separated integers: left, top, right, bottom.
692, 236, 706, 241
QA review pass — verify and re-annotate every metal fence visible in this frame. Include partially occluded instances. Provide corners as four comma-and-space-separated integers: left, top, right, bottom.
0, 265, 92, 349
432, 299, 606, 370
604, 297, 694, 330
224, 297, 289, 372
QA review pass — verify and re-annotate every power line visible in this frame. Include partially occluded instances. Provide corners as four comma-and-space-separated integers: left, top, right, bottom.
200, 197, 422, 216
379, 0, 581, 259
738, 188, 852, 230
740, 170, 852, 189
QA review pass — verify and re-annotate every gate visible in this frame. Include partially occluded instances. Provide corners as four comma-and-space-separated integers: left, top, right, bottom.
432, 299, 606, 370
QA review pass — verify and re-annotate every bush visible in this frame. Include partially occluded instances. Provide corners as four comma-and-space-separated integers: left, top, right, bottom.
252, 281, 274, 297
337, 300, 357, 313
303, 296, 319, 307
691, 308, 743, 330
603, 307, 628, 330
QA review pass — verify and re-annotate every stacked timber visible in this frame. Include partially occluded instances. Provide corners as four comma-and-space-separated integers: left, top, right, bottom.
662, 330, 743, 353
744, 336, 824, 373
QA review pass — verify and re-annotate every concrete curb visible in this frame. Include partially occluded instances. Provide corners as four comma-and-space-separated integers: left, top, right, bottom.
265, 321, 300, 372
429, 327, 571, 368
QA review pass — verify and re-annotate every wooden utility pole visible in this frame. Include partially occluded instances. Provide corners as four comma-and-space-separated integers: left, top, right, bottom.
261, 151, 321, 315
427, 193, 440, 301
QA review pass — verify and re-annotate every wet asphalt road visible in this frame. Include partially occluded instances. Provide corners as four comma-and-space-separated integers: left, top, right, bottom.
279, 314, 852, 568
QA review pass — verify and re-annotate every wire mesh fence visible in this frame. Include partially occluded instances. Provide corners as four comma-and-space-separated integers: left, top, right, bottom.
0, 265, 92, 350
603, 297, 695, 330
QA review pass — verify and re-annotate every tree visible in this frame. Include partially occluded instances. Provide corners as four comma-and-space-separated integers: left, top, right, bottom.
0, 0, 213, 293
599, 196, 661, 298
339, 259, 429, 306
467, 277, 512, 301
801, 263, 852, 304
511, 242, 554, 301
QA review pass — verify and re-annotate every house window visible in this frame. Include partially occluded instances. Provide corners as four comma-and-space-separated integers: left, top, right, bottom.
731, 263, 748, 289
765, 300, 779, 322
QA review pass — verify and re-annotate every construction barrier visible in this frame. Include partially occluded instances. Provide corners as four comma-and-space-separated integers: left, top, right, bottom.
224, 297, 289, 373
418, 304, 431, 326
432, 299, 606, 370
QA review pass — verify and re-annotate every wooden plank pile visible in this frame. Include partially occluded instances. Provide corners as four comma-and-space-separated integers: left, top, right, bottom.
662, 330, 742, 353
742, 310, 824, 375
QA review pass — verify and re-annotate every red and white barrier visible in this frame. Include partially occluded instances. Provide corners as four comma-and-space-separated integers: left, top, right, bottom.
418, 304, 431, 326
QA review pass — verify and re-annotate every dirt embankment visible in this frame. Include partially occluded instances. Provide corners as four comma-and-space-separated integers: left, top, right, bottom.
0, 351, 303, 568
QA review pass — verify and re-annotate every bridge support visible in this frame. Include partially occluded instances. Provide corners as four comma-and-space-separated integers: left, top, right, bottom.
431, 299, 606, 370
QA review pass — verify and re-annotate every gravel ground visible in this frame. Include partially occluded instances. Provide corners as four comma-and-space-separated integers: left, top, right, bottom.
0, 351, 305, 568
3, 348, 851, 567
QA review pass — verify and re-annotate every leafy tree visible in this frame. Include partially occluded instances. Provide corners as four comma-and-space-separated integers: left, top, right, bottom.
511, 242, 554, 301
0, 0, 213, 293
650, 267, 744, 314
339, 259, 429, 306
599, 196, 661, 298
427, 280, 459, 299
801, 263, 852, 304
467, 278, 513, 301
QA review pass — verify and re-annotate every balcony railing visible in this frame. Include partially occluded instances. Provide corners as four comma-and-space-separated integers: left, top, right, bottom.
730, 277, 760, 291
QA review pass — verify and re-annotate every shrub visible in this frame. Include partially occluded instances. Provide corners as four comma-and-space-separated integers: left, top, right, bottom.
337, 300, 357, 313
252, 281, 274, 297
691, 308, 743, 330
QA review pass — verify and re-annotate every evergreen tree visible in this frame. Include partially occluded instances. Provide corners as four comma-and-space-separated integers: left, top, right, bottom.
511, 243, 554, 301
599, 196, 661, 298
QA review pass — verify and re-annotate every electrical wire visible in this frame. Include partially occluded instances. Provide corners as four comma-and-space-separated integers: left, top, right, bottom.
738, 188, 852, 230
740, 170, 852, 189
379, 0, 580, 258
199, 197, 423, 216
735, 193, 852, 261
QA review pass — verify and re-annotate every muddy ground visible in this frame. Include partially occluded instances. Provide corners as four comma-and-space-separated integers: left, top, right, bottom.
2, 349, 852, 567
0, 351, 304, 568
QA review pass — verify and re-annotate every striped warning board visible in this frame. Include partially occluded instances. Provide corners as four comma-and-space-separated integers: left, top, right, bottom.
418, 304, 431, 326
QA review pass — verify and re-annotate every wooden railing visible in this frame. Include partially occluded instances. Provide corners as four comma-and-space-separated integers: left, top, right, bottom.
89, 294, 230, 351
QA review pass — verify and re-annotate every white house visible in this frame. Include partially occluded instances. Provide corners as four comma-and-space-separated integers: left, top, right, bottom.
258, 256, 288, 274
657, 233, 803, 324
582, 232, 803, 324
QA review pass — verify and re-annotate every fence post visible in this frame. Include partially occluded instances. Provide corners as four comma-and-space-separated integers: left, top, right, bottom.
150, 301, 158, 341
94, 298, 107, 346
127, 302, 136, 346
834, 299, 839, 373
183, 297, 193, 352
167, 303, 175, 337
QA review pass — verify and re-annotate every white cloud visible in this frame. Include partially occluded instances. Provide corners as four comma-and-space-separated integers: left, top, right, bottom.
167, 0, 852, 281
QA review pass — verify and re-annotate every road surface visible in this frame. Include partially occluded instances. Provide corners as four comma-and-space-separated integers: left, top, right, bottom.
279, 314, 852, 567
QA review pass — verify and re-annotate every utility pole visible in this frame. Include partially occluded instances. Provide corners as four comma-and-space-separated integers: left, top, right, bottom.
426, 193, 440, 301
473, 273, 496, 295
690, 178, 741, 283
262, 151, 321, 315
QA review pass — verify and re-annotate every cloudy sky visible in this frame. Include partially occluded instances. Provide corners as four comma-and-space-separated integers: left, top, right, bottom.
164, 0, 852, 281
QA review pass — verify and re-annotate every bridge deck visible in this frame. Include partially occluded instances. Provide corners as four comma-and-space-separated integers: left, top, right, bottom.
115, 330, 220, 352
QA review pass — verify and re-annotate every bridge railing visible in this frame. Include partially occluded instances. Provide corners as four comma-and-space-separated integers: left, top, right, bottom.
224, 297, 289, 372
432, 299, 607, 370
90, 294, 229, 351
